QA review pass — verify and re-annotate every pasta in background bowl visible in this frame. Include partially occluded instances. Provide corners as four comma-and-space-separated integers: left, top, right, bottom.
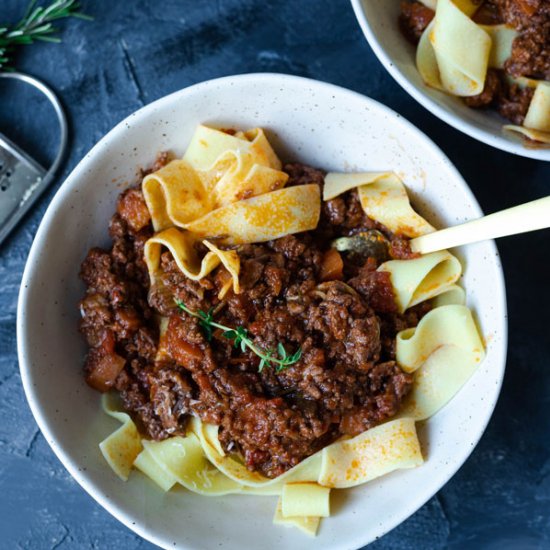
350, 0, 550, 161
17, 73, 507, 550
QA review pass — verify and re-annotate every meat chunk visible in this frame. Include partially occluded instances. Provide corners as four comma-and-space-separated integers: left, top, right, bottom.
349, 258, 399, 314
497, 81, 535, 125
149, 366, 193, 435
117, 187, 151, 233
464, 69, 501, 108
399, 1, 435, 44
80, 248, 117, 296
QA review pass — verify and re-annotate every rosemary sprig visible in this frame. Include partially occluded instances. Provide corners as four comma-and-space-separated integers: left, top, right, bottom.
175, 300, 302, 373
0, 1, 91, 70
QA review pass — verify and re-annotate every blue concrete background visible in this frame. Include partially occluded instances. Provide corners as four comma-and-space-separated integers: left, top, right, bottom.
1, 0, 549, 548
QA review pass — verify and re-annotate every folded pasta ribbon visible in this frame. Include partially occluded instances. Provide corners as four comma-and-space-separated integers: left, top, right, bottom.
142, 159, 210, 232
416, 3, 549, 144
481, 25, 517, 70
136, 436, 242, 495
274, 482, 330, 536
273, 498, 321, 537
397, 305, 485, 420
378, 250, 462, 313
504, 82, 550, 144
318, 418, 423, 489
323, 172, 434, 238
142, 125, 321, 293
143, 126, 288, 232
99, 393, 143, 481
133, 444, 177, 492
184, 184, 321, 245
281, 483, 330, 518
192, 416, 424, 492
417, 0, 491, 96
183, 125, 282, 178
144, 228, 241, 296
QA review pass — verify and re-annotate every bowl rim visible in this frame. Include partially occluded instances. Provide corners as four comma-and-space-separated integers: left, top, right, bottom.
17, 72, 508, 550
350, 0, 550, 162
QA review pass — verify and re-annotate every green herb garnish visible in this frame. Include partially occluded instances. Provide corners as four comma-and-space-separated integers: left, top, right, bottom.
0, 1, 91, 70
175, 300, 302, 373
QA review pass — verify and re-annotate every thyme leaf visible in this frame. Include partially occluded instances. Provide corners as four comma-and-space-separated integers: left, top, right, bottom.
175, 299, 302, 373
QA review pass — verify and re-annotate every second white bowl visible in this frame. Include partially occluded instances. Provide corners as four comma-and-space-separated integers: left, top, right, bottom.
351, 0, 550, 161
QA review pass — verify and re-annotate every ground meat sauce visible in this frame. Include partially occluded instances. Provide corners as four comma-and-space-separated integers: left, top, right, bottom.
79, 158, 427, 478
399, 0, 549, 126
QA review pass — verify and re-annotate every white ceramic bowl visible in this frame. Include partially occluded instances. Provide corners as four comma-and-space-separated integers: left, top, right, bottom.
350, 0, 550, 161
17, 73, 507, 550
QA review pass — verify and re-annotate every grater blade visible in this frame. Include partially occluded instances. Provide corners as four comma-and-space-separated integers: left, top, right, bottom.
0, 132, 46, 244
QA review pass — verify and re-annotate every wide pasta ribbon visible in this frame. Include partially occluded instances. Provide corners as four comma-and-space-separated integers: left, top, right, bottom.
397, 304, 484, 373
142, 125, 321, 293
273, 498, 321, 537
281, 483, 330, 518
504, 82, 550, 144
136, 436, 242, 496
133, 444, 177, 492
143, 126, 287, 232
183, 125, 282, 178
396, 305, 485, 420
481, 25, 517, 70
99, 393, 143, 481
184, 184, 321, 245
416, 2, 549, 144
318, 418, 423, 489
324, 172, 434, 237
143, 228, 241, 296
324, 172, 462, 313
417, 0, 491, 96
142, 160, 211, 232
378, 250, 462, 313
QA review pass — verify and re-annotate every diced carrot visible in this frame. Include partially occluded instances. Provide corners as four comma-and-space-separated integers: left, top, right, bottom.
167, 338, 203, 366
86, 349, 125, 392
319, 248, 344, 281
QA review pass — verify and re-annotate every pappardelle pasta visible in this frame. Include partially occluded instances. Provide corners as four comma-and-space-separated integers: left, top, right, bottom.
400, 0, 550, 145
79, 125, 485, 536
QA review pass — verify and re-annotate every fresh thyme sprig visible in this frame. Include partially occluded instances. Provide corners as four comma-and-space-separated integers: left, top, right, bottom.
0, 1, 91, 70
175, 300, 302, 373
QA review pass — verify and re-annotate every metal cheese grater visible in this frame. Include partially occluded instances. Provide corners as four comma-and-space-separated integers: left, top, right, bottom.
0, 72, 68, 246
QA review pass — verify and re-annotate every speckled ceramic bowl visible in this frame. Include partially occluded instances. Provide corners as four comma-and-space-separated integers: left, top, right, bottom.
17, 73, 507, 550
350, 0, 550, 161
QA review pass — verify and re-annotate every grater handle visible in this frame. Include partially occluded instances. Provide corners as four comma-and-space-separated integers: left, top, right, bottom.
0, 72, 68, 245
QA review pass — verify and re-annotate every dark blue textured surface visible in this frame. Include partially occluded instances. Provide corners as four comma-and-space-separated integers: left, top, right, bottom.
1, 1, 549, 548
